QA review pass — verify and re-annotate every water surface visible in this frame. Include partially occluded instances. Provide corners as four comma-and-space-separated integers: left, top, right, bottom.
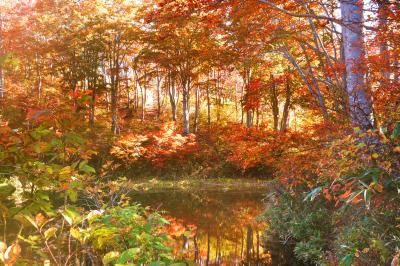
130, 182, 299, 265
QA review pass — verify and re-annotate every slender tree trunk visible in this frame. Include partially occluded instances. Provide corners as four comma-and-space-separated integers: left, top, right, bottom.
378, 0, 390, 82
270, 75, 279, 131
215, 236, 219, 264
256, 230, 260, 263
36, 53, 42, 100
89, 81, 96, 128
241, 85, 245, 125
111, 57, 119, 134
280, 76, 291, 132
0, 14, 3, 99
194, 86, 200, 133
244, 68, 254, 128
182, 77, 190, 135
206, 84, 211, 126
235, 82, 239, 122
246, 225, 253, 261
168, 73, 177, 121
240, 230, 244, 261
206, 232, 210, 266
141, 84, 146, 122
340, 0, 374, 129
126, 77, 131, 110
194, 235, 199, 263
0, 67, 3, 99
136, 80, 140, 113
256, 107, 260, 129
246, 110, 253, 128
156, 71, 162, 119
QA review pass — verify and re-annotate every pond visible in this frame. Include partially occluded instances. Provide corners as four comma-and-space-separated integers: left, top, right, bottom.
130, 180, 301, 266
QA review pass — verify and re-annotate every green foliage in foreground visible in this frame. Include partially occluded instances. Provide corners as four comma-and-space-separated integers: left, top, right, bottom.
262, 189, 400, 266
0, 119, 176, 265
262, 191, 334, 265
262, 124, 400, 266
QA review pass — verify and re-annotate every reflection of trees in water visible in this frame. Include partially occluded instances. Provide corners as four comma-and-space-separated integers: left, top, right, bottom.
130, 189, 273, 265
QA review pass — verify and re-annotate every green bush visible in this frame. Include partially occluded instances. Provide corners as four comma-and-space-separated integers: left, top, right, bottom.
262, 189, 334, 265
335, 207, 400, 266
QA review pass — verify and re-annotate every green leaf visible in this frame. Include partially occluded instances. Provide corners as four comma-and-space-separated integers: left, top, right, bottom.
303, 187, 322, 202
340, 254, 354, 266
67, 189, 78, 203
149, 262, 167, 266
44, 227, 57, 240
102, 251, 120, 265
70, 228, 85, 244
61, 206, 81, 226
79, 160, 96, 174
391, 122, 400, 140
0, 183, 16, 199
115, 248, 140, 264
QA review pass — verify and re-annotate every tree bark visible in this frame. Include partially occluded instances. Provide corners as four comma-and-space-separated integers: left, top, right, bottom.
182, 77, 190, 135
168, 72, 177, 121
340, 0, 374, 129
110, 56, 119, 134
246, 225, 253, 261
194, 86, 200, 133
270, 75, 279, 131
0, 14, 3, 99
156, 69, 163, 119
377, 0, 390, 82
280, 76, 292, 132
206, 232, 210, 266
194, 235, 199, 263
89, 79, 96, 128
206, 84, 211, 126
35, 53, 42, 100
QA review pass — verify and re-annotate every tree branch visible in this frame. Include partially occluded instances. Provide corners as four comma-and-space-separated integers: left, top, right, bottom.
258, 0, 341, 24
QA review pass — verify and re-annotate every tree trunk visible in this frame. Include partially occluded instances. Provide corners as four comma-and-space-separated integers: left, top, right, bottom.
206, 232, 210, 266
246, 225, 253, 261
110, 58, 119, 134
270, 75, 279, 131
340, 0, 374, 129
182, 77, 190, 135
89, 81, 96, 128
35, 53, 42, 100
206, 84, 211, 126
156, 70, 162, 119
0, 14, 3, 99
0, 67, 3, 99
194, 235, 199, 263
141, 82, 146, 122
246, 110, 254, 128
378, 0, 390, 82
168, 73, 177, 121
134, 78, 139, 113
194, 86, 200, 133
280, 76, 291, 132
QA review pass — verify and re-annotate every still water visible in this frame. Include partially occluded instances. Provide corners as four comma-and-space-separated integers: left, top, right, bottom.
130, 184, 299, 266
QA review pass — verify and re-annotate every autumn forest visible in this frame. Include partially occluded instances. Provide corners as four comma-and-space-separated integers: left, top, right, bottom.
0, 0, 400, 265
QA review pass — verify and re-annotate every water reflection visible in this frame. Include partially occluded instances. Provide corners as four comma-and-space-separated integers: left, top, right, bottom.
130, 188, 274, 265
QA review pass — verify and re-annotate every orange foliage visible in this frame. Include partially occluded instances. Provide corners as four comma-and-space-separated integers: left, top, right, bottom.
111, 122, 199, 168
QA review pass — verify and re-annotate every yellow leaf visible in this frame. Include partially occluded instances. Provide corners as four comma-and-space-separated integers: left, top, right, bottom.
372, 153, 379, 159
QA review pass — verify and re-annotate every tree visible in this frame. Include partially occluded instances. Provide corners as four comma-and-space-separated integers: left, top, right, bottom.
340, 0, 374, 129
